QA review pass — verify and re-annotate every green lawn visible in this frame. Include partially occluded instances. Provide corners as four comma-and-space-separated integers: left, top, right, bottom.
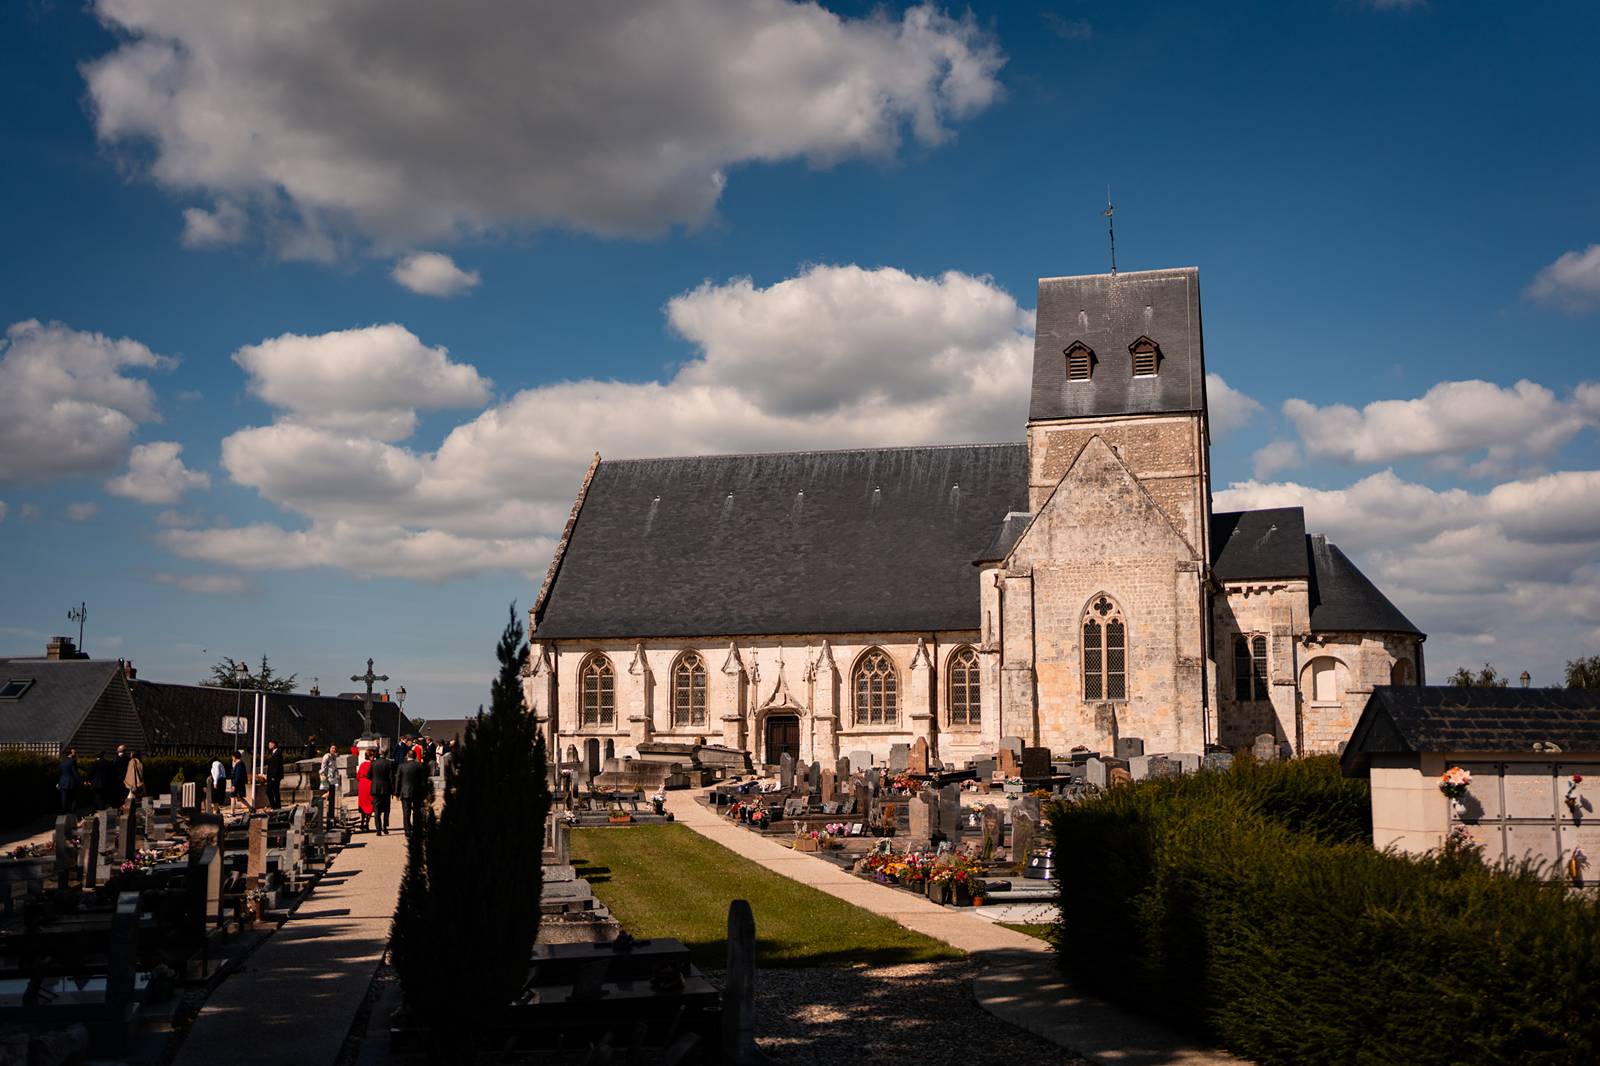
572, 824, 963, 969
997, 922, 1055, 942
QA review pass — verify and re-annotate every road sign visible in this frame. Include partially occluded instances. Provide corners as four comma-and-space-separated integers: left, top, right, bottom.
221, 715, 249, 735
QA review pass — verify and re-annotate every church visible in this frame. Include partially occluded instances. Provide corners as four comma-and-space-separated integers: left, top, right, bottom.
525, 266, 1425, 770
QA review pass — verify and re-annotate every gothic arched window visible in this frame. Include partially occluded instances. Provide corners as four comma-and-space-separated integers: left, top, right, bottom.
579, 653, 614, 726
1083, 595, 1128, 701
1233, 634, 1269, 701
948, 645, 981, 727
853, 649, 898, 726
672, 651, 707, 727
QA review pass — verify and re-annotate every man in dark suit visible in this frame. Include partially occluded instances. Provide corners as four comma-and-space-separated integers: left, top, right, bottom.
395, 751, 429, 838
229, 750, 249, 811
265, 740, 285, 808
368, 748, 397, 835
89, 751, 115, 811
57, 748, 78, 813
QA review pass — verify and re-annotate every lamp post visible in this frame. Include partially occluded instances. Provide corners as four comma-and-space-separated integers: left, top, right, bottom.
232, 660, 250, 757
395, 686, 407, 748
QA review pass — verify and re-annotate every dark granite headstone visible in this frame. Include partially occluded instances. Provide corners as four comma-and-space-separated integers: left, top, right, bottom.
779, 753, 795, 792
888, 744, 910, 773
724, 900, 757, 1065
1204, 751, 1235, 773
1020, 747, 1051, 778
1147, 756, 1180, 779
807, 761, 821, 794
1115, 736, 1145, 761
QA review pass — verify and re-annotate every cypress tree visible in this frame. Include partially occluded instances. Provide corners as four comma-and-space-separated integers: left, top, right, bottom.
391, 603, 550, 1044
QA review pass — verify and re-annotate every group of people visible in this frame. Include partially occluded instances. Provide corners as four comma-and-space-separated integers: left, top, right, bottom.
55, 744, 147, 813
350, 735, 456, 839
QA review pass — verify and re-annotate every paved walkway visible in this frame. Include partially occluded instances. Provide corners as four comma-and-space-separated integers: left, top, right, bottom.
665, 789, 1242, 1066
172, 827, 408, 1066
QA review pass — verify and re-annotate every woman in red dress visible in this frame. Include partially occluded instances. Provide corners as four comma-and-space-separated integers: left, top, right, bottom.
357, 751, 374, 832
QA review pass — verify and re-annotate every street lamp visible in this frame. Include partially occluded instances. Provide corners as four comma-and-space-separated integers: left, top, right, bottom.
395, 686, 407, 748
232, 660, 250, 754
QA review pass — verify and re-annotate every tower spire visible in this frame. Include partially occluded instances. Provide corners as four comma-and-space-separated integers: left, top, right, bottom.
1104, 187, 1117, 275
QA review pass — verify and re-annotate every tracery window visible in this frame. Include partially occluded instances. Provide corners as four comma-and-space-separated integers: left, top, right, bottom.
579, 653, 614, 727
853, 649, 898, 726
1083, 595, 1128, 701
1064, 341, 1096, 382
1129, 335, 1161, 377
671, 651, 707, 727
947, 646, 981, 727
1233, 634, 1269, 701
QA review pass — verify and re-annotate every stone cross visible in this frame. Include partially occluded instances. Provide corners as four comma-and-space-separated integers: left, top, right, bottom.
349, 657, 390, 738
723, 900, 758, 1065
908, 737, 929, 776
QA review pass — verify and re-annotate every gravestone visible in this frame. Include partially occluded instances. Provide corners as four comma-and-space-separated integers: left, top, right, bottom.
1147, 756, 1180, 779
723, 900, 757, 1065
783, 798, 807, 818
554, 818, 571, 865
1011, 811, 1036, 865
118, 807, 137, 862
1116, 736, 1145, 761
909, 737, 929, 776
779, 753, 795, 792
247, 816, 268, 887
981, 805, 1003, 860
836, 757, 852, 782
867, 768, 882, 793
52, 814, 77, 890
853, 783, 870, 822
998, 747, 1021, 779
1021, 747, 1051, 778
909, 793, 935, 844
140, 797, 156, 841
286, 806, 306, 880
938, 785, 961, 842
820, 769, 837, 804
974, 756, 997, 781
889, 744, 910, 773
1128, 755, 1152, 781
106, 892, 140, 1047
79, 813, 101, 889
179, 781, 197, 809
1110, 766, 1134, 788
807, 762, 821, 794
1172, 752, 1202, 774
1085, 757, 1109, 790
847, 750, 873, 774
1252, 733, 1279, 762
1000, 735, 1023, 756
1204, 751, 1235, 773
196, 844, 223, 926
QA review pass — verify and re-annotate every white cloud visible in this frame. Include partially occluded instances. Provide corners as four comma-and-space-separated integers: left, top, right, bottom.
66, 502, 99, 522
0, 320, 176, 482
1204, 373, 1263, 436
232, 324, 492, 441
151, 570, 248, 595
172, 264, 1034, 579
180, 200, 248, 248
1282, 378, 1597, 475
84, 1, 1004, 252
1215, 469, 1600, 681
391, 252, 481, 297
106, 441, 210, 504
1252, 440, 1302, 480
1527, 245, 1600, 312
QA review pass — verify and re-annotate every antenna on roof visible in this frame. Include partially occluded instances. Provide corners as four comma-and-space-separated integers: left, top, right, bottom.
67, 601, 87, 653
1103, 187, 1117, 275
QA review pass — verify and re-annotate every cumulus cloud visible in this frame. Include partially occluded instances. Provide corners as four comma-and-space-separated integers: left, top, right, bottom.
180, 200, 248, 248
1216, 468, 1600, 681
169, 264, 1034, 579
106, 441, 210, 504
392, 252, 481, 297
0, 320, 176, 482
84, 1, 1004, 252
66, 502, 99, 522
1527, 245, 1600, 312
1281, 378, 1597, 476
1252, 440, 1302, 480
151, 570, 248, 595
232, 324, 492, 441
1204, 373, 1263, 436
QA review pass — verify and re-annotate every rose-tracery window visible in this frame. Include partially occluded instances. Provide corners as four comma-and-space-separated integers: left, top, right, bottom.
672, 652, 706, 727
579, 653, 614, 726
854, 649, 898, 725
1233, 634, 1269, 701
1083, 595, 1128, 701
948, 646, 980, 727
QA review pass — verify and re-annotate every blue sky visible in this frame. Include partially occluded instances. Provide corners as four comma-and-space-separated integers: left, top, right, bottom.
1, 0, 1596, 715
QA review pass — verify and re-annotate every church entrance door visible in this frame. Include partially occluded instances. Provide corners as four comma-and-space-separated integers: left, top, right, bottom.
764, 714, 800, 767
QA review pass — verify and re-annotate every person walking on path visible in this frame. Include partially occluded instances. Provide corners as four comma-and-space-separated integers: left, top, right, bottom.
122, 749, 145, 808
395, 751, 428, 838
368, 748, 397, 836
228, 751, 248, 812
113, 744, 130, 807
320, 745, 342, 827
265, 739, 285, 809
89, 751, 115, 811
356, 750, 374, 832
57, 747, 78, 813
208, 758, 226, 809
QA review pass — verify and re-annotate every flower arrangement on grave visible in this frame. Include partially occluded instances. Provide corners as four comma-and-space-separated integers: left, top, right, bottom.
1438, 766, 1471, 800
8, 842, 50, 860
891, 773, 922, 795
824, 822, 846, 837
1565, 774, 1584, 816
1030, 788, 1051, 799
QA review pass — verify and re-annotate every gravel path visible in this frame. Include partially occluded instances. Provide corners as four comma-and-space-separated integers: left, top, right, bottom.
709, 960, 1092, 1065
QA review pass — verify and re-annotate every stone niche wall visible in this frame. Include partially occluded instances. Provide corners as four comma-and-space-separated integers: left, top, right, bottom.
1298, 631, 1422, 754
1004, 433, 1207, 756
1213, 581, 1311, 749
1027, 413, 1207, 552
536, 631, 984, 767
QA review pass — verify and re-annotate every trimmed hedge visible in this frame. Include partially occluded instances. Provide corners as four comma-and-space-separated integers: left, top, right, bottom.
0, 752, 213, 828
1049, 756, 1600, 1065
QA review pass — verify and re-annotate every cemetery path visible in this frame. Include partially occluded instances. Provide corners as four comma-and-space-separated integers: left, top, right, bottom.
171, 830, 408, 1066
667, 790, 1245, 1066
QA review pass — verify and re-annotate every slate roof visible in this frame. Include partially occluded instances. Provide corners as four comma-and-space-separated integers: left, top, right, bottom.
0, 658, 123, 745
975, 511, 1033, 565
131, 681, 419, 754
1030, 268, 1206, 423
534, 443, 1031, 640
1211, 507, 1309, 581
1341, 687, 1600, 775
1308, 535, 1421, 635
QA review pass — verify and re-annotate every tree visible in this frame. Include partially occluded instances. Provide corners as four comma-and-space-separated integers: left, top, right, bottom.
200, 655, 298, 693
391, 603, 549, 1047
1567, 655, 1600, 690
1446, 663, 1511, 688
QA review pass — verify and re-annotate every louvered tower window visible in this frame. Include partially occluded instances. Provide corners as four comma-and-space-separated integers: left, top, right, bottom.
1130, 335, 1161, 377
1064, 341, 1095, 382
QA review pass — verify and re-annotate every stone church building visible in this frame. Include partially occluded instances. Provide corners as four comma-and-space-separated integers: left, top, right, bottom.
527, 266, 1424, 769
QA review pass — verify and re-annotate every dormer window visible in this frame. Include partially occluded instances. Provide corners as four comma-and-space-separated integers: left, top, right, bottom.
1064, 341, 1096, 382
1129, 336, 1161, 377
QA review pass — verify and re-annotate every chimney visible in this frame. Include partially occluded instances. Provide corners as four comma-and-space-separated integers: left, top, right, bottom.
46, 637, 85, 661
120, 659, 137, 680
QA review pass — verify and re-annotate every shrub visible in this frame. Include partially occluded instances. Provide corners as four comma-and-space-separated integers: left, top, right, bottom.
1049, 756, 1600, 1065
0, 751, 65, 828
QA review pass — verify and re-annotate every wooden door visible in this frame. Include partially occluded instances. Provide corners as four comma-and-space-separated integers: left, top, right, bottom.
765, 715, 800, 766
